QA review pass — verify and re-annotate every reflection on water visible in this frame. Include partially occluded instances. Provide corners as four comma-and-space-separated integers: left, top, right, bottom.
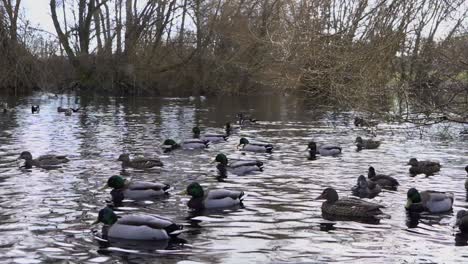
0, 94, 467, 263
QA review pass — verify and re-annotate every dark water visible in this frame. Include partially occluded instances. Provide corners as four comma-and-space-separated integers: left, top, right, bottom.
0, 94, 467, 263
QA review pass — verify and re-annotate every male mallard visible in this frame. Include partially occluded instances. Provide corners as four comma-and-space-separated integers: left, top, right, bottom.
351, 175, 381, 198
117, 154, 163, 169
105, 175, 170, 204
355, 137, 380, 150
162, 139, 208, 153
185, 182, 245, 210
307, 141, 341, 157
368, 166, 399, 190
31, 105, 40, 114
238, 138, 273, 153
405, 188, 453, 213
237, 113, 257, 126
94, 207, 183, 240
315, 187, 388, 222
214, 153, 263, 177
456, 210, 468, 233
192, 127, 227, 143
465, 165, 468, 191
407, 158, 441, 176
18, 151, 69, 169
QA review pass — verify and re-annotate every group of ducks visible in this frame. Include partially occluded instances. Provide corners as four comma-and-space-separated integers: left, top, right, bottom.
15, 111, 468, 243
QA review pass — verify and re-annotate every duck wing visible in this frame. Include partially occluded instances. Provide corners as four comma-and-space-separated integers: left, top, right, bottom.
422, 191, 454, 202
131, 157, 163, 167
118, 215, 176, 229
207, 189, 245, 200
337, 197, 385, 210
128, 181, 170, 191
372, 175, 399, 186
230, 160, 263, 168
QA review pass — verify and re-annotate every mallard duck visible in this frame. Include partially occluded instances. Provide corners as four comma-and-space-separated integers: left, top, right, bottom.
355, 137, 380, 150
192, 127, 227, 143
31, 105, 40, 114
105, 175, 169, 204
354, 117, 378, 127
407, 158, 441, 176
162, 139, 208, 153
315, 187, 388, 222
307, 141, 341, 156
405, 188, 453, 213
368, 166, 399, 190
94, 207, 183, 240
237, 113, 257, 126
465, 165, 468, 191
117, 154, 163, 169
214, 153, 263, 177
456, 210, 468, 233
238, 138, 273, 153
18, 151, 69, 169
185, 182, 245, 210
351, 175, 381, 198
58, 107, 80, 113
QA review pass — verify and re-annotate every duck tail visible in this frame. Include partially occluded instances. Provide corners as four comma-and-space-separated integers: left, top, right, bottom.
163, 184, 171, 192
375, 213, 391, 220
239, 191, 247, 201
166, 224, 184, 237
265, 145, 273, 154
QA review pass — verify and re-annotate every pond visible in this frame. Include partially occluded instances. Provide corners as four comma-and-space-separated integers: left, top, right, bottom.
0, 94, 467, 263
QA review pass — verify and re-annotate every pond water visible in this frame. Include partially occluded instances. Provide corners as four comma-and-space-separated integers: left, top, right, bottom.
0, 95, 467, 263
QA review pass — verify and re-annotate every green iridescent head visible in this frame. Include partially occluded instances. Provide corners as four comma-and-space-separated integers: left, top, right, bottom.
215, 153, 228, 165
186, 182, 205, 198
96, 207, 118, 225
238, 138, 249, 147
192, 127, 201, 135
107, 176, 126, 189
406, 188, 422, 209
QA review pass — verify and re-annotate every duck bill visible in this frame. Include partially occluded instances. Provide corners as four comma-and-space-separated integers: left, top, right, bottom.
405, 199, 412, 209
91, 219, 100, 225
99, 184, 109, 191
180, 190, 187, 195
314, 194, 324, 200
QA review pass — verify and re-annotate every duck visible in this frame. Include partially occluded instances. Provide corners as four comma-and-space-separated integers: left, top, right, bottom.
162, 139, 208, 153
18, 151, 69, 169
214, 153, 263, 177
225, 122, 240, 136
315, 187, 388, 222
355, 137, 380, 150
31, 105, 40, 114
367, 166, 399, 190
307, 141, 341, 157
351, 175, 381, 198
354, 117, 378, 127
465, 165, 468, 191
58, 106, 80, 113
456, 210, 468, 233
117, 154, 163, 169
94, 207, 183, 240
405, 188, 453, 213
105, 175, 170, 204
185, 182, 245, 210
192, 127, 227, 143
238, 138, 273, 153
407, 158, 441, 176
64, 109, 72, 116
237, 113, 257, 126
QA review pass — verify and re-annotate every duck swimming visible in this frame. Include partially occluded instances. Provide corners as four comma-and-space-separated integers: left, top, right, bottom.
214, 153, 263, 177
456, 210, 468, 233
355, 137, 380, 150
192, 127, 227, 143
351, 175, 381, 198
237, 113, 257, 126
18, 151, 69, 169
105, 175, 170, 204
117, 154, 163, 169
367, 166, 399, 190
162, 139, 208, 153
407, 158, 441, 176
315, 187, 389, 223
238, 138, 273, 153
185, 182, 245, 210
94, 207, 183, 240
405, 188, 453, 213
307, 141, 341, 157
31, 105, 40, 114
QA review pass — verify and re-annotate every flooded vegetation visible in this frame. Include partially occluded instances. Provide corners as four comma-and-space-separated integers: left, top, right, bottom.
0, 95, 467, 263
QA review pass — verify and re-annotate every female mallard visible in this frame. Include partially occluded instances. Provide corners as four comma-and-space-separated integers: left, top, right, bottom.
214, 153, 263, 177
117, 154, 163, 169
351, 175, 381, 198
315, 187, 388, 222
368, 166, 399, 190
185, 182, 245, 210
105, 175, 170, 204
307, 142, 341, 157
192, 127, 227, 143
407, 158, 441, 176
18, 151, 69, 169
238, 138, 273, 153
355, 137, 380, 150
405, 188, 453, 213
456, 210, 468, 233
162, 139, 208, 153
94, 207, 183, 240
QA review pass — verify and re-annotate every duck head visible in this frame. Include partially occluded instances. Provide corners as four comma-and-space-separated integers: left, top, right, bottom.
107, 176, 126, 189
96, 207, 118, 225
162, 139, 179, 153
225, 122, 232, 135
307, 142, 317, 159
457, 210, 468, 225
117, 154, 130, 162
192, 127, 201, 138
315, 188, 339, 203
357, 175, 368, 188
405, 188, 422, 209
407, 158, 419, 166
238, 138, 249, 149
186, 182, 205, 198
355, 137, 363, 144
368, 166, 376, 179
19, 151, 33, 161
215, 153, 228, 165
